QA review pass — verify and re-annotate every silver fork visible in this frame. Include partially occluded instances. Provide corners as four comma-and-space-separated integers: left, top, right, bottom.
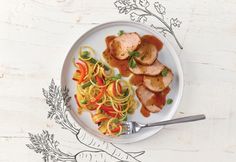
121, 114, 206, 135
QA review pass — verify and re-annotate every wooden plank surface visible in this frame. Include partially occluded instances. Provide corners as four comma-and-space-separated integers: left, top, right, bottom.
0, 0, 236, 161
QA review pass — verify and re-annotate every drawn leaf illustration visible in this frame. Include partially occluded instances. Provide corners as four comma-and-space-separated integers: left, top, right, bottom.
26, 131, 75, 161
114, 0, 135, 14
154, 2, 166, 15
170, 18, 181, 27
42, 79, 78, 135
130, 12, 147, 23
138, 0, 149, 8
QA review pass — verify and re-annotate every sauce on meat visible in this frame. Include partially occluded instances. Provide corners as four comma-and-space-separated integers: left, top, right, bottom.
129, 75, 143, 86
142, 35, 163, 51
152, 86, 170, 108
140, 106, 150, 117
103, 36, 131, 77
141, 86, 170, 117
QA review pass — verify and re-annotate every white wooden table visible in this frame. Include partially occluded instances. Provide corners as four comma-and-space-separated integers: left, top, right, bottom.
1, 0, 236, 161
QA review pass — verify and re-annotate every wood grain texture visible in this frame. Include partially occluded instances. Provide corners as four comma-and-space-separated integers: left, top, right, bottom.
0, 0, 236, 161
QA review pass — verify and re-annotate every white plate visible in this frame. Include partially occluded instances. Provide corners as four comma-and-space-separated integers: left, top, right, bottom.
61, 21, 184, 143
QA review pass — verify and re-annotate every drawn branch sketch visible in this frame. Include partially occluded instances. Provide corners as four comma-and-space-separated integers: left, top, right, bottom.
27, 79, 145, 162
114, 0, 183, 49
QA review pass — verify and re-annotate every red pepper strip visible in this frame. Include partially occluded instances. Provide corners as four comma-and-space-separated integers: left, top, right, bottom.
95, 76, 104, 86
76, 60, 88, 74
78, 63, 86, 83
105, 110, 117, 118
107, 112, 117, 117
100, 105, 121, 118
90, 90, 105, 103
111, 125, 121, 133
90, 76, 106, 103
100, 105, 114, 112
73, 60, 87, 83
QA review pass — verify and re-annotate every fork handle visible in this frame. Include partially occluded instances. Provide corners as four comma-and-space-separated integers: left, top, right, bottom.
146, 114, 206, 127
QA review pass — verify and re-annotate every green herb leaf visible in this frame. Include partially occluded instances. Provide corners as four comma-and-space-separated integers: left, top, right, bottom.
98, 62, 110, 71
84, 57, 109, 71
88, 58, 97, 64
129, 51, 140, 57
81, 53, 90, 59
161, 68, 168, 77
80, 99, 87, 104
82, 50, 89, 56
128, 58, 137, 68
111, 73, 122, 80
81, 81, 92, 89
131, 59, 137, 68
103, 65, 110, 71
118, 30, 125, 36
166, 98, 173, 104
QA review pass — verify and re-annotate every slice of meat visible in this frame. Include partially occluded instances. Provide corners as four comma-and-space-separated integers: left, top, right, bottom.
110, 32, 141, 60
142, 35, 163, 51
105, 35, 116, 50
136, 85, 162, 112
134, 42, 157, 65
143, 69, 173, 92
129, 59, 165, 76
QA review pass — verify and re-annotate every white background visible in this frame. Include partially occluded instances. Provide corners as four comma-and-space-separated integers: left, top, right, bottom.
0, 0, 236, 161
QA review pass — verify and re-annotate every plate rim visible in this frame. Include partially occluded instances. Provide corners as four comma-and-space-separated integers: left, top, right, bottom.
61, 20, 184, 143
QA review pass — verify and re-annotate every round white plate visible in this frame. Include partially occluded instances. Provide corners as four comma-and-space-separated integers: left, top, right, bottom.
61, 21, 184, 143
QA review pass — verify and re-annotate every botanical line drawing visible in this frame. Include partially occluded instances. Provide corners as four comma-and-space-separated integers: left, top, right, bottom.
26, 79, 145, 162
114, 0, 183, 49
26, 1, 184, 161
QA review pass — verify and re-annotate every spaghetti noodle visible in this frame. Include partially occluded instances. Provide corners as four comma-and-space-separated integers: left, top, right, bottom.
73, 46, 137, 136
